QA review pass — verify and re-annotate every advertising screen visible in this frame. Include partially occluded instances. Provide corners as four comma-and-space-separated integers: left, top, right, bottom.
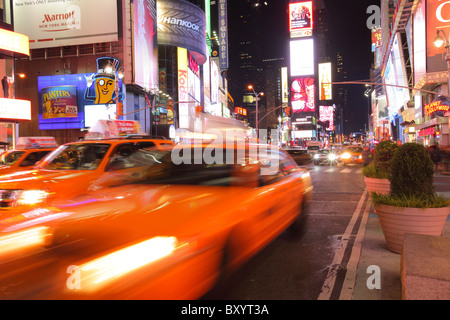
38, 74, 90, 130
290, 39, 314, 76
319, 105, 334, 131
13, 0, 118, 49
427, 0, 450, 72
318, 62, 332, 100
281, 67, 289, 103
133, 0, 158, 91
413, 0, 426, 83
157, 0, 207, 64
289, 1, 313, 38
290, 77, 315, 113
84, 104, 117, 128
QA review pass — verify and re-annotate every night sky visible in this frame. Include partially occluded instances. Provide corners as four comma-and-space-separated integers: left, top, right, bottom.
230, 0, 379, 134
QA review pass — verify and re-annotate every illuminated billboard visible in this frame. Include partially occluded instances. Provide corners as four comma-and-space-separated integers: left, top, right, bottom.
427, 0, 450, 72
13, 0, 118, 49
38, 74, 90, 130
178, 47, 189, 129
291, 77, 315, 113
290, 39, 314, 76
134, 0, 158, 91
281, 67, 288, 103
157, 0, 207, 64
319, 105, 334, 131
289, 1, 313, 38
318, 62, 332, 100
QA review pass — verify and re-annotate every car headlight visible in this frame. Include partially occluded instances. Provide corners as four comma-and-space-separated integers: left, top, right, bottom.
17, 190, 49, 206
341, 152, 351, 159
313, 154, 320, 159
0, 189, 49, 207
328, 153, 337, 161
0, 226, 52, 257
78, 236, 179, 292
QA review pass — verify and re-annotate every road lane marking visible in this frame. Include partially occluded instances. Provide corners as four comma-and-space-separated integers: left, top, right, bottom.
338, 198, 372, 300
340, 168, 352, 173
317, 189, 368, 300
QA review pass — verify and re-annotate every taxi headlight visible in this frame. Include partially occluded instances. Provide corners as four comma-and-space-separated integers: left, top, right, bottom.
79, 236, 179, 291
0, 226, 51, 257
328, 153, 337, 161
17, 190, 49, 206
341, 152, 351, 159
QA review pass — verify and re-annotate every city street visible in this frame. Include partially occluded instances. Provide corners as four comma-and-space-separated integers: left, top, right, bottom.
203, 162, 450, 300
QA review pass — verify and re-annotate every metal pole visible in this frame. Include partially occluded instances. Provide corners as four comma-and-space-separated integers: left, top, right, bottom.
256, 94, 258, 138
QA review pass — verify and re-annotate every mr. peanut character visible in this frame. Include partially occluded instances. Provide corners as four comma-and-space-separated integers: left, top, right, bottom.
85, 57, 124, 104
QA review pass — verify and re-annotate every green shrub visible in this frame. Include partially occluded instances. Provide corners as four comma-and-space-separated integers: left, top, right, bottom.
362, 163, 389, 179
373, 140, 399, 177
371, 192, 450, 208
389, 143, 435, 200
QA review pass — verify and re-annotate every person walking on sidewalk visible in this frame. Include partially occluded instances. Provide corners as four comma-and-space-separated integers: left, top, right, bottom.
429, 144, 441, 173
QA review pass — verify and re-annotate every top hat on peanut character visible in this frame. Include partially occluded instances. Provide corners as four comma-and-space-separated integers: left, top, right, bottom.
94, 57, 120, 79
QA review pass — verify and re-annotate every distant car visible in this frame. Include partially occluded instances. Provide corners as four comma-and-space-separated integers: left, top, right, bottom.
0, 144, 313, 299
340, 146, 364, 165
313, 149, 339, 165
285, 148, 311, 165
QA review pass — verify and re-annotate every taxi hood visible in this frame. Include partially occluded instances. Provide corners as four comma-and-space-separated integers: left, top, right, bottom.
0, 169, 91, 190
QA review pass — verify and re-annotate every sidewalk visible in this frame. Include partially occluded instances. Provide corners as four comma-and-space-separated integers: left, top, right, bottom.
352, 186, 450, 300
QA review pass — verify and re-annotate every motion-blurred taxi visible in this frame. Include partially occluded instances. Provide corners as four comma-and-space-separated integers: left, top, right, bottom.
0, 142, 312, 299
0, 137, 58, 175
0, 120, 174, 211
339, 146, 363, 165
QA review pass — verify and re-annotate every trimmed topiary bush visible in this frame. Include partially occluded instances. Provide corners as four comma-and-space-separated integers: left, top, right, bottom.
371, 142, 449, 208
389, 142, 435, 199
363, 140, 399, 179
374, 140, 399, 177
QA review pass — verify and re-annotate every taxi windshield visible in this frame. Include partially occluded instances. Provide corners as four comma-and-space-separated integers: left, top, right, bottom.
0, 151, 25, 166
39, 143, 110, 170
109, 147, 294, 188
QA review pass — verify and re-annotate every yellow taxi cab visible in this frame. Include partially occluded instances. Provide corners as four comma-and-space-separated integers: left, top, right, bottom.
0, 120, 174, 211
0, 142, 312, 300
0, 137, 58, 175
339, 145, 364, 165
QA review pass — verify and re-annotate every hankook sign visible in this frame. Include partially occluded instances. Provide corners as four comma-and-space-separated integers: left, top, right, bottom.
157, 0, 207, 65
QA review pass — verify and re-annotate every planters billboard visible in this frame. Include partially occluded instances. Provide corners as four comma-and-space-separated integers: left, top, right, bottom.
38, 74, 87, 130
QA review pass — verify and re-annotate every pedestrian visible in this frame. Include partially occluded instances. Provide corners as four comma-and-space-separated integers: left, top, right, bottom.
362, 146, 373, 166
429, 144, 441, 173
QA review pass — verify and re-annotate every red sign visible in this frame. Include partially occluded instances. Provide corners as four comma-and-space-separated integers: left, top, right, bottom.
234, 107, 247, 116
424, 100, 450, 116
289, 1, 313, 38
418, 127, 435, 137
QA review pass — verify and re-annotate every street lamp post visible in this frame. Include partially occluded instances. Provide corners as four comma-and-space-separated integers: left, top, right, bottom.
434, 29, 450, 96
248, 85, 264, 137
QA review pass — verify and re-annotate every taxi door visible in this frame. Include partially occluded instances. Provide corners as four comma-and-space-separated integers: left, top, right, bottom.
232, 149, 304, 262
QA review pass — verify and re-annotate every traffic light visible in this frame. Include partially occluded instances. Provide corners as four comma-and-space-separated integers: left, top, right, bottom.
195, 105, 203, 117
117, 102, 124, 118
285, 106, 290, 116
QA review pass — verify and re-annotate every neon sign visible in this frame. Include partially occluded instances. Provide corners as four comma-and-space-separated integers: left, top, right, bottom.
424, 100, 450, 116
